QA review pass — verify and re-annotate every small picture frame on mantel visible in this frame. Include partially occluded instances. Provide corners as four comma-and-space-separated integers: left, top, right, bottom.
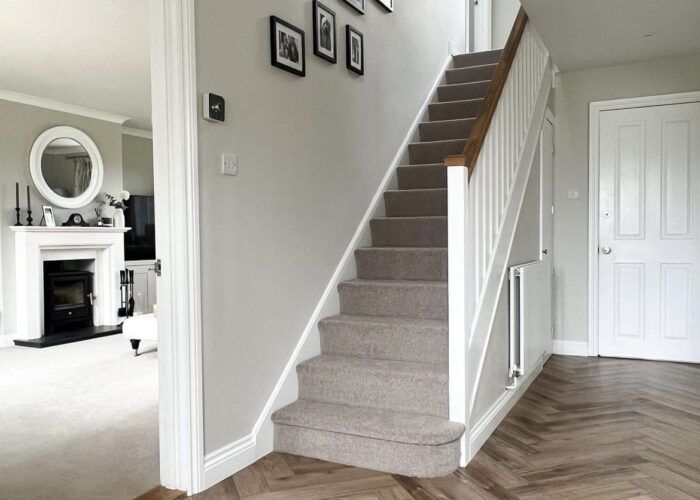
42, 206, 56, 227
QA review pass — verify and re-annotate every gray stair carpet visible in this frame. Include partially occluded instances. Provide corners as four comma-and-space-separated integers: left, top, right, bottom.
272, 49, 501, 478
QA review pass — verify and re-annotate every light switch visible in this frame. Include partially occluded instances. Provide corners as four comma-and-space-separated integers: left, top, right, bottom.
566, 189, 580, 200
221, 153, 238, 176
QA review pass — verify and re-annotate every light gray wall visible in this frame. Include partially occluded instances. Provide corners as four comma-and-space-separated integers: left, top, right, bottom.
122, 134, 154, 196
492, 0, 520, 49
553, 54, 700, 342
195, 0, 466, 453
0, 99, 123, 335
472, 141, 541, 423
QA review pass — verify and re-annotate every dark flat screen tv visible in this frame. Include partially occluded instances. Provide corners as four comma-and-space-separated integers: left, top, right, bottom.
124, 195, 156, 261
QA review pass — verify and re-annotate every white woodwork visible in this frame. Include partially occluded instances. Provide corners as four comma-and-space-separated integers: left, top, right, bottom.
597, 101, 700, 363
150, 0, 204, 493
447, 21, 551, 464
10, 226, 128, 340
126, 260, 158, 315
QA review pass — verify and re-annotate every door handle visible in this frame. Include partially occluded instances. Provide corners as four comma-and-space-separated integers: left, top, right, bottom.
601, 246, 612, 255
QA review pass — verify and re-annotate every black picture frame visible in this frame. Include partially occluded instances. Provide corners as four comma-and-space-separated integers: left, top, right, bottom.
374, 0, 393, 12
270, 16, 306, 77
342, 0, 365, 15
313, 1, 337, 63
346, 25, 364, 76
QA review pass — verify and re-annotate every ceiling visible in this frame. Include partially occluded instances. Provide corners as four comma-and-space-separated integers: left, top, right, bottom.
521, 0, 700, 72
0, 0, 151, 129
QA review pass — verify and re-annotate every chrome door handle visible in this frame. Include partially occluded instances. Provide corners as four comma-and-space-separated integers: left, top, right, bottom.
601, 246, 612, 255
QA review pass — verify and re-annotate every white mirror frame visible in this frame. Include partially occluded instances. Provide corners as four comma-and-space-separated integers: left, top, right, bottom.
29, 126, 104, 209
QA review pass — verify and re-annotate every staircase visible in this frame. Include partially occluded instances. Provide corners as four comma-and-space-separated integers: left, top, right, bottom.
271, 49, 502, 477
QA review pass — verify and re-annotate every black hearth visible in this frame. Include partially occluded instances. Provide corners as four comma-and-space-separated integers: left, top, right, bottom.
44, 266, 94, 335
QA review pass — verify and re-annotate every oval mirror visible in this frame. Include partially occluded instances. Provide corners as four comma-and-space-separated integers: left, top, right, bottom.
30, 126, 104, 209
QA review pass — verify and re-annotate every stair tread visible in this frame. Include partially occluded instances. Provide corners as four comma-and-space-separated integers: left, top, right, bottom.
421, 117, 476, 125
372, 215, 446, 220
429, 97, 484, 106
320, 313, 447, 330
410, 138, 467, 146
299, 354, 446, 376
273, 400, 464, 445
447, 62, 498, 72
340, 278, 447, 288
384, 188, 446, 194
439, 79, 492, 89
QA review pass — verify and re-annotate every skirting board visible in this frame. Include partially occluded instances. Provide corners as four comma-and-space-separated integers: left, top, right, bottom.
553, 340, 589, 357
203, 434, 256, 489
198, 54, 455, 490
469, 355, 546, 459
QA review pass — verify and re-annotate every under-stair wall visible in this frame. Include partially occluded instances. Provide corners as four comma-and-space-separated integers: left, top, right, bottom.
445, 10, 552, 464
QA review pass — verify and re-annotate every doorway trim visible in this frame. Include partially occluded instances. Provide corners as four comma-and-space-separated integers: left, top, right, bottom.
150, 0, 205, 494
587, 91, 700, 357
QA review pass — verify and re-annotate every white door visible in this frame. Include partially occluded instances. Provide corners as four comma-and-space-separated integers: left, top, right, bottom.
540, 116, 554, 351
540, 117, 554, 265
598, 102, 700, 362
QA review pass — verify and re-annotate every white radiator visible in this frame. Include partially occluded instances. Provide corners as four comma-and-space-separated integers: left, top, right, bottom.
508, 261, 552, 383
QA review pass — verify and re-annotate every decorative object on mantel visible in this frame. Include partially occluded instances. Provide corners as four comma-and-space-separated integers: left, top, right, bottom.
42, 205, 56, 227
346, 25, 364, 76
14, 182, 23, 226
373, 0, 393, 12
270, 16, 306, 77
105, 190, 130, 228
342, 0, 365, 15
26, 185, 34, 226
62, 213, 89, 227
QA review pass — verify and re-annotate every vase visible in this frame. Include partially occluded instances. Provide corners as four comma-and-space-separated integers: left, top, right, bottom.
114, 208, 125, 228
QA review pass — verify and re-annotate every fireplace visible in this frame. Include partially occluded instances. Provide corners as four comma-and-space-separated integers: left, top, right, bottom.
43, 262, 94, 335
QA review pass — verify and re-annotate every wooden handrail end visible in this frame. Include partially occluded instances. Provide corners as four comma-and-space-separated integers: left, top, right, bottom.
444, 155, 468, 167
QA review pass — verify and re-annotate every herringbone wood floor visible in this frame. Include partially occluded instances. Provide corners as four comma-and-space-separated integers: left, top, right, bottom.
192, 355, 700, 499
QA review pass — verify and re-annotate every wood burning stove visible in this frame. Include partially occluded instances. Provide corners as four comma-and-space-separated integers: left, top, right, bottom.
44, 269, 94, 335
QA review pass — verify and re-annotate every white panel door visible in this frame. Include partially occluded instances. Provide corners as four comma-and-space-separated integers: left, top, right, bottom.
540, 117, 554, 265
598, 102, 700, 362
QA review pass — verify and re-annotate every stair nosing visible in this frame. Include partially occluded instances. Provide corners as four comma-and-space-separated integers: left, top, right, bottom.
429, 97, 484, 107
439, 79, 492, 89
272, 400, 463, 446
298, 354, 447, 375
383, 188, 447, 194
409, 138, 467, 147
446, 62, 498, 72
320, 313, 447, 327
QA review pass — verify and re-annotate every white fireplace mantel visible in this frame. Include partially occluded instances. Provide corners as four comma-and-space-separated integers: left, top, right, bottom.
11, 226, 130, 340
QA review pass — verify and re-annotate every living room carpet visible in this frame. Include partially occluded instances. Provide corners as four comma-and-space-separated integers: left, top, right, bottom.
0, 335, 158, 499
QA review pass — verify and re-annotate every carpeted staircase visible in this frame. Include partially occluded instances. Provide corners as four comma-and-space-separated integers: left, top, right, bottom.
272, 49, 502, 477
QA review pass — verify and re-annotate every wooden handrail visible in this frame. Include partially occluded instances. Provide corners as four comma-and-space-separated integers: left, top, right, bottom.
444, 8, 528, 173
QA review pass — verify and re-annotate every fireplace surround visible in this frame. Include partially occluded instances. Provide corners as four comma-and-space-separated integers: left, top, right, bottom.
11, 226, 129, 341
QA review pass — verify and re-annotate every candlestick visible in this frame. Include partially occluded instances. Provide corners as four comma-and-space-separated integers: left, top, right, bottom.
15, 182, 19, 209
26, 185, 31, 212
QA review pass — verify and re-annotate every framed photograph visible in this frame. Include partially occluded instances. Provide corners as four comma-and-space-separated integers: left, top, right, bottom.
42, 206, 56, 227
270, 16, 306, 77
342, 0, 365, 15
374, 0, 394, 12
346, 26, 364, 76
313, 1, 337, 63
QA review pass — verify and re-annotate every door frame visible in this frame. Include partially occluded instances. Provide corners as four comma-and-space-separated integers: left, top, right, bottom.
150, 0, 205, 494
587, 91, 700, 357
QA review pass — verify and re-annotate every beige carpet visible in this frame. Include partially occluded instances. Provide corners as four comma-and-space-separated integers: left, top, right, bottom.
0, 335, 159, 500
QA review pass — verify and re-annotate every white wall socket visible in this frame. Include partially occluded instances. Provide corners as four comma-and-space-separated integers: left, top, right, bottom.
221, 153, 238, 176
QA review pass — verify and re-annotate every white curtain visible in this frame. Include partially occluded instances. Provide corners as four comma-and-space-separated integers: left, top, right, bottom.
73, 157, 91, 195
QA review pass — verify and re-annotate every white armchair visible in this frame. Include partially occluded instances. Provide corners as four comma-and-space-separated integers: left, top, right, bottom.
122, 313, 158, 355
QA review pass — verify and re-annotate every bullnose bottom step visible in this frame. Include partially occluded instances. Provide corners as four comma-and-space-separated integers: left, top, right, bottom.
273, 400, 464, 477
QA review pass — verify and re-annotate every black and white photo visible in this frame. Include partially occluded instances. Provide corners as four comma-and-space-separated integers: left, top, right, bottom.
346, 26, 364, 75
42, 205, 55, 227
374, 0, 394, 12
313, 1, 337, 63
342, 0, 365, 15
270, 16, 306, 77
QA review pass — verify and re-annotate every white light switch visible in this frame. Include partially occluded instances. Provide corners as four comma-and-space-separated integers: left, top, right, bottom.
221, 153, 238, 176
566, 189, 580, 200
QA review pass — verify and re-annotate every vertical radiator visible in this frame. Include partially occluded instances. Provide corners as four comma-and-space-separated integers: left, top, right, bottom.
508, 261, 552, 384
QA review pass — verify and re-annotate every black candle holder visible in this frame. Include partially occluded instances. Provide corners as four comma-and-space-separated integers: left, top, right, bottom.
14, 207, 23, 226
26, 209, 33, 226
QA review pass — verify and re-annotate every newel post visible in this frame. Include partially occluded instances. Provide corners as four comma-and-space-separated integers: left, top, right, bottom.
446, 161, 473, 466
